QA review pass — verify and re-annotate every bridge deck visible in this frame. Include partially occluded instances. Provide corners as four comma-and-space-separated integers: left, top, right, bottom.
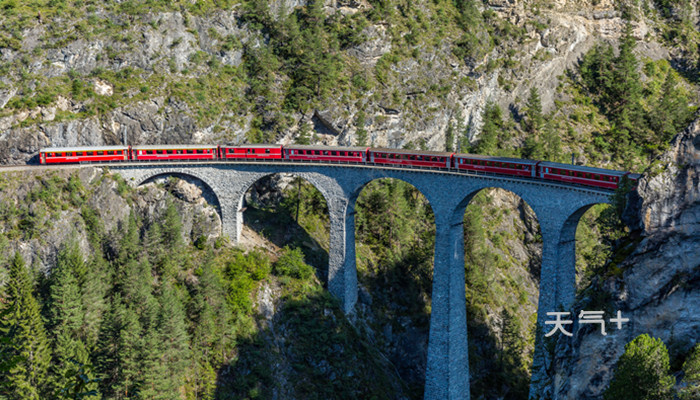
0, 160, 616, 196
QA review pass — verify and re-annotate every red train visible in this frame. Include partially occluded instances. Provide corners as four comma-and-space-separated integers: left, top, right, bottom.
39, 144, 640, 190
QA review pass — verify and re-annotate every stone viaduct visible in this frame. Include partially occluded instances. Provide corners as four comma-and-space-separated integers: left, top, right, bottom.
111, 161, 613, 400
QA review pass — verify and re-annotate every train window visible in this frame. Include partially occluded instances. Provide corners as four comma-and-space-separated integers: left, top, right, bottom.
265, 149, 271, 154
595, 174, 600, 180
97, 151, 104, 155
315, 151, 320, 155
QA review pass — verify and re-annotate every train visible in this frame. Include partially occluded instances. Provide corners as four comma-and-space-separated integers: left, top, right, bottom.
38, 144, 640, 190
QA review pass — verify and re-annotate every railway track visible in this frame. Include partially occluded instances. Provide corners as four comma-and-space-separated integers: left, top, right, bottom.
0, 160, 616, 197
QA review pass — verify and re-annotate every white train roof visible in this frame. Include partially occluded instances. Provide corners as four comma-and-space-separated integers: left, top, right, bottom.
370, 147, 454, 157
220, 144, 283, 148
286, 145, 369, 151
538, 161, 630, 176
454, 153, 538, 164
41, 145, 128, 152
131, 144, 217, 150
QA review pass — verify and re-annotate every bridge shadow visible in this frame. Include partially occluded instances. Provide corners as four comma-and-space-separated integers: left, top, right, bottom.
353, 178, 436, 398
242, 173, 331, 283
244, 205, 329, 282
462, 188, 541, 399
358, 242, 433, 398
213, 286, 409, 399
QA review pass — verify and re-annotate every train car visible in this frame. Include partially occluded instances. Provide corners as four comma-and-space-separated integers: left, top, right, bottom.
39, 146, 130, 164
369, 148, 453, 168
284, 145, 369, 162
453, 153, 538, 177
220, 144, 283, 160
131, 144, 218, 161
537, 161, 630, 190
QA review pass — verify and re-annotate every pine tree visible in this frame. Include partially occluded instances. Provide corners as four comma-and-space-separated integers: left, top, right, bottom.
190, 259, 234, 365
650, 68, 693, 147
474, 101, 503, 155
355, 110, 368, 146
603, 334, 674, 400
445, 121, 455, 152
96, 295, 142, 399
143, 221, 163, 262
524, 87, 544, 135
81, 255, 109, 350
118, 211, 141, 265
141, 284, 191, 398
680, 344, 700, 400
296, 122, 312, 145
1, 252, 51, 399
542, 123, 563, 161
48, 248, 90, 397
161, 200, 183, 249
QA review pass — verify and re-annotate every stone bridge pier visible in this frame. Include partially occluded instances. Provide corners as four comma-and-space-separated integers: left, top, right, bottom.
110, 163, 613, 400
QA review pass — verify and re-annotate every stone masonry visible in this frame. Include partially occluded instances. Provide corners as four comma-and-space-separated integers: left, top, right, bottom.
110, 162, 613, 400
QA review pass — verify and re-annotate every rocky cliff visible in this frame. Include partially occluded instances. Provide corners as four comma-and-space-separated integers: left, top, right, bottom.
1, 0, 699, 398
0, 167, 220, 278
0, 0, 693, 165
550, 115, 700, 399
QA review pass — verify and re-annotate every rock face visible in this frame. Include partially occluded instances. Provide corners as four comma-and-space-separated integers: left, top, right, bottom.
551, 117, 700, 399
0, 1, 682, 164
0, 167, 220, 278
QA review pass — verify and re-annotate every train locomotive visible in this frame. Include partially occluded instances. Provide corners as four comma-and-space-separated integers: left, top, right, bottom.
39, 144, 640, 190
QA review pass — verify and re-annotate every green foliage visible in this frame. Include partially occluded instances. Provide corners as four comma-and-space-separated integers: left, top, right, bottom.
604, 334, 675, 400
161, 200, 183, 249
224, 250, 271, 318
48, 241, 91, 397
355, 110, 368, 146
274, 246, 314, 280
524, 87, 544, 134
445, 120, 455, 152
295, 122, 312, 145
679, 344, 700, 399
473, 101, 505, 155
452, 0, 492, 63
57, 359, 101, 399
578, 24, 695, 165
0, 252, 51, 399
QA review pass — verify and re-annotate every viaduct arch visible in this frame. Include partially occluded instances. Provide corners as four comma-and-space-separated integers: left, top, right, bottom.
112, 162, 613, 400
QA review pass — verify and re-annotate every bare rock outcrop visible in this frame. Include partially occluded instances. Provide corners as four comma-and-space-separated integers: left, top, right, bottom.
551, 117, 700, 399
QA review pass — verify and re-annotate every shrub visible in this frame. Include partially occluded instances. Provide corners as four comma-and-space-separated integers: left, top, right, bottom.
604, 334, 675, 400
273, 246, 314, 280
